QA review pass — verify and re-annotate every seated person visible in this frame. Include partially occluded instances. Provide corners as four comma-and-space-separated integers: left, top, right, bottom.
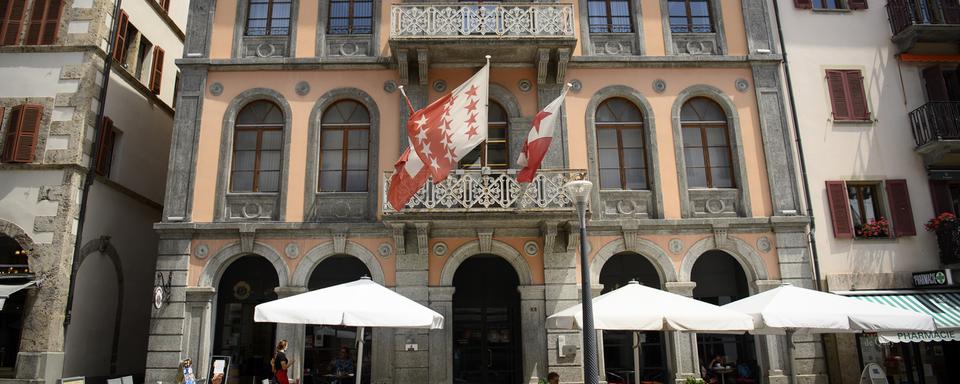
329, 347, 355, 384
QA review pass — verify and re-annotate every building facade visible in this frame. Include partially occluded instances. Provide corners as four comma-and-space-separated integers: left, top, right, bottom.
777, 1, 960, 383
145, 0, 818, 383
0, 0, 185, 382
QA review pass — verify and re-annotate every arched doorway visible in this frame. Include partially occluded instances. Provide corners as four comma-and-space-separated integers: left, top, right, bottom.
63, 244, 122, 379
213, 255, 279, 384
304, 256, 372, 384
691, 251, 759, 383
0, 235, 29, 376
599, 252, 667, 384
452, 256, 522, 384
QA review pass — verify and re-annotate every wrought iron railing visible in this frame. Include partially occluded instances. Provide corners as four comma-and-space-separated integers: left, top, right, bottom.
909, 102, 960, 147
934, 223, 960, 264
887, 0, 960, 36
390, 3, 575, 38
382, 169, 585, 213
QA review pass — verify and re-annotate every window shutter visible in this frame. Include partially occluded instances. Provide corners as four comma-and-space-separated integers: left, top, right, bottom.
95, 117, 113, 176
1, 106, 16, 161
942, 1, 960, 23
1, 104, 41, 163
845, 70, 870, 120
149, 46, 164, 95
826, 70, 851, 120
25, 0, 62, 45
112, 11, 129, 62
929, 180, 955, 215
885, 179, 916, 237
794, 0, 813, 9
848, 0, 868, 10
922, 66, 949, 102
1, 0, 26, 45
826, 181, 854, 238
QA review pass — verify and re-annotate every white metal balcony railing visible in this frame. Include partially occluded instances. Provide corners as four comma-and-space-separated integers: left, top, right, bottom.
390, 3, 575, 38
382, 169, 585, 213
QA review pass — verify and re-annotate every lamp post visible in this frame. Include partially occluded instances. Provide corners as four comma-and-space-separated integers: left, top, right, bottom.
564, 179, 598, 384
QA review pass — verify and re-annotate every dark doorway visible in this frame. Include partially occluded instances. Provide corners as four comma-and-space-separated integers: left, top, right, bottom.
598, 252, 667, 384
452, 256, 521, 384
304, 256, 372, 384
0, 236, 29, 377
213, 256, 279, 384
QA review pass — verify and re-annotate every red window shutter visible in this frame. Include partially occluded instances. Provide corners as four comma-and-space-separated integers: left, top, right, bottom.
95, 117, 114, 176
929, 180, 955, 215
1, 106, 16, 162
848, 0, 868, 10
826, 70, 851, 120
1, 0, 26, 45
845, 70, 870, 120
149, 46, 164, 95
1, 104, 41, 163
25, 0, 61, 45
794, 0, 813, 9
112, 11, 129, 63
826, 181, 854, 238
885, 179, 916, 237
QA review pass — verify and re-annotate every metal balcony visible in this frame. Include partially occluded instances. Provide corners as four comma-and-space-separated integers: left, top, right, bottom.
909, 102, 960, 165
390, 3, 575, 39
887, 0, 960, 52
382, 169, 584, 214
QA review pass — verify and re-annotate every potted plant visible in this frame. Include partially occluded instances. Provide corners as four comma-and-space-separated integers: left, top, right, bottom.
684, 378, 706, 384
925, 212, 960, 264
856, 217, 890, 239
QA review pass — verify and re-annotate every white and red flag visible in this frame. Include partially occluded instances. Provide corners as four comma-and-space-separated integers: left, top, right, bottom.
387, 138, 430, 211
517, 85, 570, 183
406, 61, 490, 183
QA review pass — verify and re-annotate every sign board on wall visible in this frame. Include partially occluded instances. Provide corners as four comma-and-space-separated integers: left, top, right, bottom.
912, 269, 954, 288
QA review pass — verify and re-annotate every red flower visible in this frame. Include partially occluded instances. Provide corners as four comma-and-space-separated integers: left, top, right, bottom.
925, 212, 957, 232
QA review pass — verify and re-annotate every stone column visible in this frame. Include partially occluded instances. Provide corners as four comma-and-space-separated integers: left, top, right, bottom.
537, 83, 568, 168
145, 238, 193, 384
664, 282, 699, 384
274, 287, 307, 383
518, 285, 547, 384
544, 223, 582, 383
393, 223, 427, 383
428, 287, 455, 384
754, 280, 788, 384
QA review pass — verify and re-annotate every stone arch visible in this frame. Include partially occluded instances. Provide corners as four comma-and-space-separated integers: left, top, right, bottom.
489, 83, 522, 118
304, 87, 382, 221
439, 240, 533, 286
291, 241, 386, 286
198, 242, 290, 288
584, 85, 664, 219
67, 237, 124, 375
590, 237, 677, 287
677, 236, 769, 285
214, 88, 295, 221
0, 219, 36, 269
670, 84, 752, 218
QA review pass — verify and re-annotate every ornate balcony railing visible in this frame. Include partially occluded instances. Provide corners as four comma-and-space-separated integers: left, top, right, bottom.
382, 169, 585, 214
909, 101, 960, 147
934, 223, 960, 264
390, 3, 575, 38
887, 0, 960, 36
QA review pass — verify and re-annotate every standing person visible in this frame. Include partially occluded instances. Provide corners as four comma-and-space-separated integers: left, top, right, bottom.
272, 340, 293, 384
175, 358, 196, 384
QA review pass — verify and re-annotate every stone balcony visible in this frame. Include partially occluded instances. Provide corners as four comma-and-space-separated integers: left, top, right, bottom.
910, 101, 960, 165
887, 0, 960, 53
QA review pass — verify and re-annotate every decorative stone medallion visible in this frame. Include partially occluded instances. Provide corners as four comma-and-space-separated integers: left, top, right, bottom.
256, 43, 276, 58
284, 243, 300, 259
517, 79, 533, 93
668, 238, 683, 255
652, 79, 666, 94
603, 41, 624, 55
705, 199, 725, 214
569, 79, 582, 93
383, 80, 398, 94
378, 243, 393, 258
757, 236, 772, 253
339, 42, 360, 56
295, 81, 310, 96
242, 203, 263, 219
616, 200, 638, 215
433, 242, 448, 257
209, 82, 224, 96
194, 243, 209, 259
735, 78, 749, 93
523, 241, 539, 257
432, 79, 447, 93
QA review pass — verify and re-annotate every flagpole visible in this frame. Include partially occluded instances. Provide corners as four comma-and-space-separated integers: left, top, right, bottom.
398, 85, 415, 114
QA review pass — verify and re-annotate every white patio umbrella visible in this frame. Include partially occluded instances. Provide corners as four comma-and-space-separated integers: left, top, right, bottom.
255, 277, 444, 384
722, 283, 936, 384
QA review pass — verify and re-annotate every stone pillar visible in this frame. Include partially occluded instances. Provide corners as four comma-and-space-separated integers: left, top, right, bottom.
275, 287, 307, 383
544, 223, 582, 383
428, 287, 455, 384
393, 223, 427, 383
537, 83, 568, 168
144, 238, 193, 384
755, 280, 788, 384
664, 282, 699, 384
518, 285, 547, 384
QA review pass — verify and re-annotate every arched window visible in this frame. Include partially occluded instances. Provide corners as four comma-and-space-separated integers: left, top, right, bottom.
459, 101, 508, 169
319, 100, 370, 192
231, 100, 284, 193
681, 97, 733, 188
245, 0, 293, 36
596, 98, 648, 190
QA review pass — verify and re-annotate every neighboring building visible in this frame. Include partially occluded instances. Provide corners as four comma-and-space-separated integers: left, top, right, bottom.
0, 0, 185, 382
776, 1, 960, 384
145, 1, 816, 384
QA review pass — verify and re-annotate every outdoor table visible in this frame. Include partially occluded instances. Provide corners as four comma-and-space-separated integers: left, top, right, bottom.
711, 366, 735, 384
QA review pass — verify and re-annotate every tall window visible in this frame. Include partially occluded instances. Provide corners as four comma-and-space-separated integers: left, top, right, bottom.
847, 183, 885, 237
587, 0, 633, 33
459, 101, 508, 169
681, 97, 733, 188
328, 0, 373, 34
231, 101, 284, 193
246, 0, 292, 36
319, 100, 370, 192
667, 0, 713, 33
595, 98, 647, 190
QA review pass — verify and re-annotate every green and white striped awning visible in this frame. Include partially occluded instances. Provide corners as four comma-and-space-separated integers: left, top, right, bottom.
846, 290, 960, 343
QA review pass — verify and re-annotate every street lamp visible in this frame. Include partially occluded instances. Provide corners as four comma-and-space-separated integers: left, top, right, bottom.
564, 179, 598, 384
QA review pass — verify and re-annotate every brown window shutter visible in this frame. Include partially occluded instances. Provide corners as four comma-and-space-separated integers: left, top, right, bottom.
943, 1, 960, 23
1, 106, 18, 162
794, 0, 813, 9
149, 46, 164, 95
922, 66, 949, 102
826, 70, 851, 120
25, 0, 61, 45
826, 180, 854, 238
929, 180, 955, 215
95, 117, 114, 176
1, 0, 26, 45
1, 104, 41, 163
112, 11, 129, 62
845, 70, 870, 120
848, 0, 868, 10
885, 179, 916, 237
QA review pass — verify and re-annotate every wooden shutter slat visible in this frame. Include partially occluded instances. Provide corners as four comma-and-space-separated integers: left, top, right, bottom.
848, 0, 868, 10
25, 0, 46, 44
1, 105, 19, 162
39, 0, 61, 44
112, 11, 129, 62
923, 66, 950, 101
793, 0, 813, 9
826, 180, 854, 238
942, 0, 960, 23
95, 116, 113, 175
886, 179, 917, 237
149, 46, 164, 95
1, 0, 26, 45
845, 70, 870, 120
929, 180, 954, 215
826, 70, 850, 120
2, 104, 41, 163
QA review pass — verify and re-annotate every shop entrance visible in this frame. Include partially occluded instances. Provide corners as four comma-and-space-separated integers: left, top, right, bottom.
0, 236, 29, 377
452, 256, 521, 384
213, 256, 279, 384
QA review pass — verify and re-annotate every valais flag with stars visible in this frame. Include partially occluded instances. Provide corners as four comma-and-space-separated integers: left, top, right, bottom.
388, 62, 490, 210
517, 85, 569, 183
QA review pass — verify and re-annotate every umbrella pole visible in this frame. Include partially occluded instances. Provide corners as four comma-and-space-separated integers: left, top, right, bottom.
356, 327, 365, 384
785, 329, 797, 384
